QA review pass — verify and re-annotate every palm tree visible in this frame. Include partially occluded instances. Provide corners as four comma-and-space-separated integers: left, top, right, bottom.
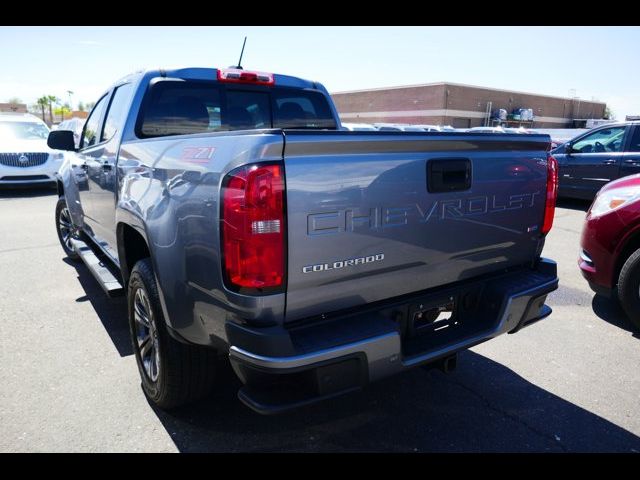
47, 95, 59, 124
36, 96, 48, 123
54, 103, 72, 121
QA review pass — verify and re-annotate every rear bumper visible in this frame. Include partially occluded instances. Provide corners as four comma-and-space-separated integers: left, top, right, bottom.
228, 258, 558, 414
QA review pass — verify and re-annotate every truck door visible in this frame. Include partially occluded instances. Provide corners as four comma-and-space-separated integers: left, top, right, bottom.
75, 93, 110, 235
561, 125, 626, 199
621, 125, 640, 180
86, 83, 134, 261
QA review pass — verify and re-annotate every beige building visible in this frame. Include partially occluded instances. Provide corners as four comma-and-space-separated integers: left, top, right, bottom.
0, 102, 28, 113
332, 82, 607, 129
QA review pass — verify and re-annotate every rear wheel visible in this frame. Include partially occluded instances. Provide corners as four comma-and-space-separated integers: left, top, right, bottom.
127, 258, 219, 409
617, 248, 640, 331
55, 196, 80, 261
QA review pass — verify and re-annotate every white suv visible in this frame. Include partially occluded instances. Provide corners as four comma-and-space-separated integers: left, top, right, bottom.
0, 113, 64, 187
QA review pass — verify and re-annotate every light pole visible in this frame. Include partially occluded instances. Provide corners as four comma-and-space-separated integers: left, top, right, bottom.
67, 90, 74, 119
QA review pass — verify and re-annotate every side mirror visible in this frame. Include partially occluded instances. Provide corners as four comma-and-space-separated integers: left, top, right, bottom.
565, 143, 574, 155
48, 130, 76, 152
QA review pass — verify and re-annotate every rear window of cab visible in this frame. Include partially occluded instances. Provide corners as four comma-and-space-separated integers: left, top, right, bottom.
136, 80, 337, 138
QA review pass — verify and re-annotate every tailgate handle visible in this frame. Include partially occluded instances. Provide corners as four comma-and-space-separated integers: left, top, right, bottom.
427, 158, 472, 193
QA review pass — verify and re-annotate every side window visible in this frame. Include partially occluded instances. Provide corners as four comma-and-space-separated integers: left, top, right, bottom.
80, 95, 109, 149
628, 127, 640, 152
101, 83, 134, 142
572, 126, 626, 154
273, 90, 336, 129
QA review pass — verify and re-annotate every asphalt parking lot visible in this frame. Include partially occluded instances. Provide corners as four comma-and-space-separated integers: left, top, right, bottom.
0, 188, 639, 452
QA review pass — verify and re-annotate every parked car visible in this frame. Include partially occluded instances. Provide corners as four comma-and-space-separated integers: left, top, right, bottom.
503, 127, 531, 134
373, 123, 427, 132
49, 66, 558, 414
373, 124, 400, 131
552, 121, 640, 200
415, 124, 456, 132
341, 122, 377, 131
396, 125, 428, 132
0, 112, 63, 187
579, 173, 640, 330
531, 128, 590, 151
56, 117, 86, 148
466, 126, 531, 134
465, 126, 507, 133
550, 139, 563, 150
372, 123, 400, 131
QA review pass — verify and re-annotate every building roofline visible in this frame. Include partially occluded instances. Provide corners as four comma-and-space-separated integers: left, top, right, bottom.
331, 81, 606, 105
332, 82, 447, 95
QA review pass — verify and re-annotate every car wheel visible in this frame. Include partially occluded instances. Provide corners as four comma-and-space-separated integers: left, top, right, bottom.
55, 196, 80, 261
617, 247, 640, 331
128, 258, 219, 409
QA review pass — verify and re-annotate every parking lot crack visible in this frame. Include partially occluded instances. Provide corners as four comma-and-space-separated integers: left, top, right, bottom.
442, 375, 569, 452
0, 243, 58, 255
552, 226, 581, 235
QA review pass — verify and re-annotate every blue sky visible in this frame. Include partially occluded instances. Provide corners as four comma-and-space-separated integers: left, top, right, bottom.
1, 26, 639, 119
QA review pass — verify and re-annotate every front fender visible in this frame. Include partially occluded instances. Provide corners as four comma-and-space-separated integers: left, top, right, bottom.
57, 156, 86, 228
613, 215, 640, 282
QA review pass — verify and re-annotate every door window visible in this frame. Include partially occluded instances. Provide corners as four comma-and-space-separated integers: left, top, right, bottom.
80, 95, 109, 149
101, 83, 134, 142
572, 126, 626, 153
627, 127, 640, 152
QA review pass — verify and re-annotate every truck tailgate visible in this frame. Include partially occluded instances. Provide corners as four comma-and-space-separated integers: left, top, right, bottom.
283, 131, 551, 322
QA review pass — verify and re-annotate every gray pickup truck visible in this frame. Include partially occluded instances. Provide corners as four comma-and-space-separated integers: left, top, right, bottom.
48, 66, 559, 414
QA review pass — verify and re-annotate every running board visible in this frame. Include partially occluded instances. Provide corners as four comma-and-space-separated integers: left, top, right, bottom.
71, 238, 124, 297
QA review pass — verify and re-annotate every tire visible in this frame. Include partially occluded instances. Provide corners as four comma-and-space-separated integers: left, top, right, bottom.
55, 196, 80, 261
617, 248, 640, 331
127, 258, 218, 409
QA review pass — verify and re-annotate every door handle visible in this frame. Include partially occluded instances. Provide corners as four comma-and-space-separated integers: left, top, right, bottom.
102, 163, 112, 171
427, 158, 472, 193
602, 159, 616, 165
624, 159, 639, 165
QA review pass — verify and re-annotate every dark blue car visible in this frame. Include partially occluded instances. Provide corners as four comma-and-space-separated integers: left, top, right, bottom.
552, 121, 640, 200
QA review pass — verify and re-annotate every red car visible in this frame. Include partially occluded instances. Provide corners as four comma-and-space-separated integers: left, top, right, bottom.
579, 173, 640, 329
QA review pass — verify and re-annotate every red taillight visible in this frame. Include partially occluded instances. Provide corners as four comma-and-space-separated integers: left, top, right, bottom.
542, 155, 559, 235
221, 163, 285, 292
217, 68, 275, 86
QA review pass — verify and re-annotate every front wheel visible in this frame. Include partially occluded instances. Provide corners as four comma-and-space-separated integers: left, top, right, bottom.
617, 248, 640, 331
127, 258, 219, 409
55, 196, 80, 261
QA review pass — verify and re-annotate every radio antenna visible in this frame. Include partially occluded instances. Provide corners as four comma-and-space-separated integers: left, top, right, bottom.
235, 36, 247, 70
